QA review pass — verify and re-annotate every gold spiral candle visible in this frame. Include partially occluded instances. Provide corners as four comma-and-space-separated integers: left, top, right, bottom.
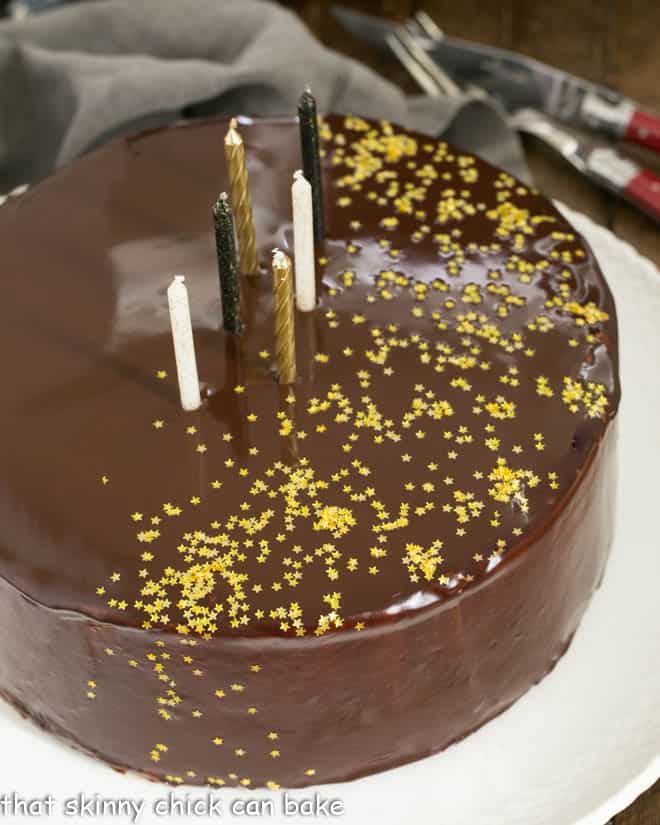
224, 118, 258, 275
272, 250, 296, 385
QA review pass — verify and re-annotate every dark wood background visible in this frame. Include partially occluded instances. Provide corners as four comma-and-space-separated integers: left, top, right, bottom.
281, 1, 659, 823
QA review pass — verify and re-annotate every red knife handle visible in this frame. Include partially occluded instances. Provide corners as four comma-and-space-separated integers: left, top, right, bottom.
581, 95, 660, 155
584, 147, 660, 224
624, 109, 660, 154
624, 169, 660, 223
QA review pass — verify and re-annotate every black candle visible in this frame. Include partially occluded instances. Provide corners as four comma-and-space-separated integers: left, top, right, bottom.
212, 192, 242, 334
298, 86, 325, 246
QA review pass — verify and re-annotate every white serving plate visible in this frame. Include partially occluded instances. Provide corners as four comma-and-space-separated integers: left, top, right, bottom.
0, 204, 658, 825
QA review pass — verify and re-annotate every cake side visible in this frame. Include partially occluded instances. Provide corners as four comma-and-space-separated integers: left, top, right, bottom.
0, 422, 616, 787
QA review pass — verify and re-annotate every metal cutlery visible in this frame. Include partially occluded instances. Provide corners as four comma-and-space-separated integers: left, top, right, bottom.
332, 4, 660, 156
385, 27, 460, 99
509, 109, 660, 223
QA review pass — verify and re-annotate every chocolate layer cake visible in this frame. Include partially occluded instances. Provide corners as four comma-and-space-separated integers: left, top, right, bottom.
0, 114, 619, 788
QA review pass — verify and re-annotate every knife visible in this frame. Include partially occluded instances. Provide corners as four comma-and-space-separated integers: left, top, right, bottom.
331, 4, 660, 155
509, 109, 660, 224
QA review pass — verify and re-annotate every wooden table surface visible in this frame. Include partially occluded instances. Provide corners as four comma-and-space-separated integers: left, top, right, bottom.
284, 1, 659, 822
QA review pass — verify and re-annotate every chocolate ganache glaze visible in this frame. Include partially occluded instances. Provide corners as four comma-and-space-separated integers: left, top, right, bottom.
0, 114, 619, 788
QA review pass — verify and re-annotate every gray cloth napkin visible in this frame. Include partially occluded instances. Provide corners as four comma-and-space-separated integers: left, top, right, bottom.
0, 0, 528, 192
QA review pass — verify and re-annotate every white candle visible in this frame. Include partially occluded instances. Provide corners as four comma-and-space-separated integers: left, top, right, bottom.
292, 170, 316, 312
167, 275, 202, 412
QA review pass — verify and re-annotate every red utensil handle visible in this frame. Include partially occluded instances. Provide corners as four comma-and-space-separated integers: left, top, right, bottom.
624, 169, 660, 223
625, 109, 660, 154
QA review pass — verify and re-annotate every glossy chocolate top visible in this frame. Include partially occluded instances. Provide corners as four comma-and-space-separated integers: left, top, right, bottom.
0, 114, 619, 638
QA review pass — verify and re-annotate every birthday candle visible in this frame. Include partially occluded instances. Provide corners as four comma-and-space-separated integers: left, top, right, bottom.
292, 170, 316, 312
212, 192, 242, 334
224, 118, 259, 275
272, 250, 297, 385
167, 275, 202, 412
298, 87, 325, 246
